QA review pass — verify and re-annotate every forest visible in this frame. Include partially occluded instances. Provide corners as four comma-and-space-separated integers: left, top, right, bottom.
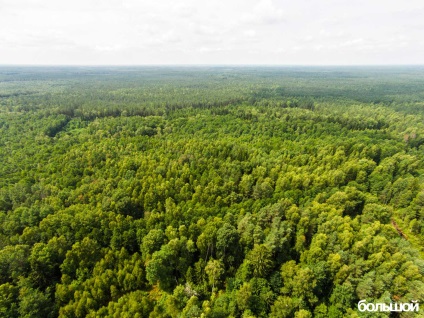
1, 66, 424, 317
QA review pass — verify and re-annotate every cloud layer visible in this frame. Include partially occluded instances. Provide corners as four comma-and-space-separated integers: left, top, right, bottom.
0, 0, 423, 64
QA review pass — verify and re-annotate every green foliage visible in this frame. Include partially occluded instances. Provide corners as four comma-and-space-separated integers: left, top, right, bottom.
247, 244, 274, 278
1, 66, 424, 316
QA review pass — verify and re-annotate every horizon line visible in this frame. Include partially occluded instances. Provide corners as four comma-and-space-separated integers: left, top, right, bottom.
1, 64, 424, 68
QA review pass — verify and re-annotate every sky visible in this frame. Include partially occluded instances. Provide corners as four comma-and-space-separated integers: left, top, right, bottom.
0, 0, 423, 65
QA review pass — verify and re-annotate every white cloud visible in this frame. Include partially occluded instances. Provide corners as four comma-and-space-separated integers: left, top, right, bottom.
239, 0, 284, 25
0, 0, 423, 64
244, 30, 257, 38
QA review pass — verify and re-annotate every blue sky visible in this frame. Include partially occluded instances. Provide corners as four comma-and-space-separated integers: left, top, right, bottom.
0, 0, 423, 65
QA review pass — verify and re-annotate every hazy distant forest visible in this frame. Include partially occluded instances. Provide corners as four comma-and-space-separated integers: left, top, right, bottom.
1, 66, 424, 318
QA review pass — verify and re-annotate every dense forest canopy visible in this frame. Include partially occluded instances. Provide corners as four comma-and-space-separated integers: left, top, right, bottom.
1, 66, 424, 317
